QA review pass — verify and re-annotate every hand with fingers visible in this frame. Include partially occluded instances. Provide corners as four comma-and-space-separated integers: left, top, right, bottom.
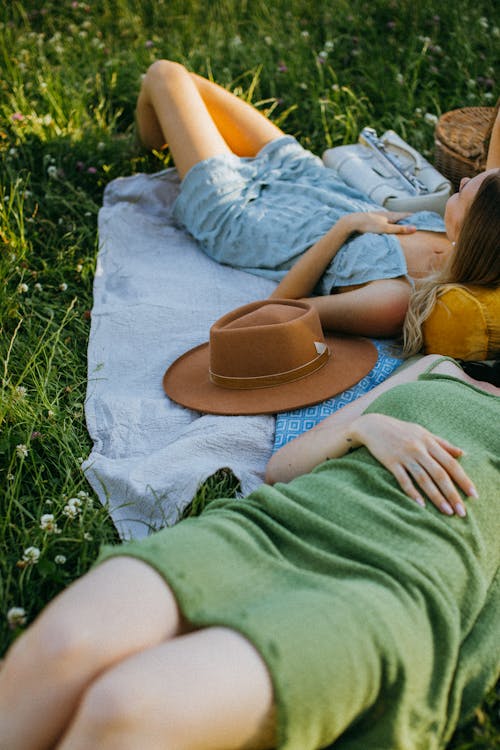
348, 413, 478, 517
341, 210, 417, 236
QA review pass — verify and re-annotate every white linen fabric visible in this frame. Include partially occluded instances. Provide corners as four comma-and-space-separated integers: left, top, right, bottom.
83, 169, 276, 539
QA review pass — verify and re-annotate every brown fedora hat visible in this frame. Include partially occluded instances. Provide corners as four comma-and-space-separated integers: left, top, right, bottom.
163, 299, 377, 415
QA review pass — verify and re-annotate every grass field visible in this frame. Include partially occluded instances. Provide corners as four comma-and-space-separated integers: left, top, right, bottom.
0, 1, 498, 746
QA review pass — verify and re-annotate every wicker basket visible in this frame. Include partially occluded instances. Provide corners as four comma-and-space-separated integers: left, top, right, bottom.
434, 105, 497, 191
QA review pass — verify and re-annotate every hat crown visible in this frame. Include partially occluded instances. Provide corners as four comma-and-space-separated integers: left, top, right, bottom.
209, 300, 328, 382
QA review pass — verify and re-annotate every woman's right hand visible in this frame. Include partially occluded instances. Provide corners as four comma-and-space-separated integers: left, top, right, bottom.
340, 211, 417, 237
348, 413, 478, 516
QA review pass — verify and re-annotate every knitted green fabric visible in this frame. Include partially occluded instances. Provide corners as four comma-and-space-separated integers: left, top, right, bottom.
97, 372, 500, 750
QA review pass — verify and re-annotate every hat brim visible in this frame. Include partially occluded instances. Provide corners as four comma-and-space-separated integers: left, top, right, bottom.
163, 334, 377, 416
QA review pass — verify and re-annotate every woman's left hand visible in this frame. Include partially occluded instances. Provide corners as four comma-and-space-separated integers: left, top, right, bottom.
349, 413, 477, 516
342, 210, 417, 236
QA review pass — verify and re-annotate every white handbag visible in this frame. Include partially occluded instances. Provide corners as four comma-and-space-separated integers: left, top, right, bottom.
322, 128, 452, 216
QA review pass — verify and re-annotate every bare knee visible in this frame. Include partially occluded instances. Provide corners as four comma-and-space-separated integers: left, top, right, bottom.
5, 607, 96, 683
143, 59, 189, 91
69, 673, 185, 749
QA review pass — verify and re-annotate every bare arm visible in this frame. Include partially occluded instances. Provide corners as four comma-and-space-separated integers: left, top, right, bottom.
265, 355, 478, 516
269, 211, 417, 300
486, 102, 500, 169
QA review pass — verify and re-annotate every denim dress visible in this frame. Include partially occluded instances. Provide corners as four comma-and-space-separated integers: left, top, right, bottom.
173, 135, 446, 293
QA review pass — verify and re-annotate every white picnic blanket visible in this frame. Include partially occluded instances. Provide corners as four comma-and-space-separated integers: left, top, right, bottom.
83, 168, 276, 539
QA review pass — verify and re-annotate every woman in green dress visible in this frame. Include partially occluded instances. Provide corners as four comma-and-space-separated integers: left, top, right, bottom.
1, 354, 498, 750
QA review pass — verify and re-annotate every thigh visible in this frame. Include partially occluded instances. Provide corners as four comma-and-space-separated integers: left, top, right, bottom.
60, 627, 276, 750
190, 72, 284, 156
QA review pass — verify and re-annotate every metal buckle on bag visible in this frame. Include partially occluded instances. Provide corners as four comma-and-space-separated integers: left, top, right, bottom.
359, 127, 429, 195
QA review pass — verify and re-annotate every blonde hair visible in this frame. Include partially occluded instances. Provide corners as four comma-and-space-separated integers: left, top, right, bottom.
403, 171, 500, 356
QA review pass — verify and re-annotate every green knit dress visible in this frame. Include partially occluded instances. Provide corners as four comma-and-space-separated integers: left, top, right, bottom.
96, 370, 500, 750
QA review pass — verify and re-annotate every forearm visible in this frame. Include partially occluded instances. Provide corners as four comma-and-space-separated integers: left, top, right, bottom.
265, 354, 441, 484
270, 215, 354, 299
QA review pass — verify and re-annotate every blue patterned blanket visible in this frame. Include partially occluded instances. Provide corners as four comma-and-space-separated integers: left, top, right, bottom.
273, 340, 403, 452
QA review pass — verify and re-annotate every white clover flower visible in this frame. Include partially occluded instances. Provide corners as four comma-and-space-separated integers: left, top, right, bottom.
16, 444, 29, 459
7, 607, 27, 628
23, 546, 41, 564
59, 282, 68, 291
484, 92, 494, 101
54, 554, 66, 565
34, 282, 43, 292
324, 40, 334, 51
301, 30, 310, 38
7, 473, 14, 481
424, 112, 438, 125
9, 147, 18, 157
77, 490, 90, 499
63, 497, 82, 519
14, 385, 27, 399
75, 263, 83, 273
47, 409, 55, 417
83, 532, 93, 541
478, 16, 488, 29
395, 72, 404, 85
40, 513, 60, 534
17, 282, 29, 294
47, 165, 58, 178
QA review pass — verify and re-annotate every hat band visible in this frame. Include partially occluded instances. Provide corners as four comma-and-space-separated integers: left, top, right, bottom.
209, 345, 330, 390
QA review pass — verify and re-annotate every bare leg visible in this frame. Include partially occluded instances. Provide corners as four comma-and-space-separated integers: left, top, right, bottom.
57, 627, 276, 750
305, 277, 411, 337
136, 59, 283, 178
0, 558, 185, 750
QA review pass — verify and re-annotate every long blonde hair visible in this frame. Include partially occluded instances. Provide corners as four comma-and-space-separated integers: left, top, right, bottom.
403, 170, 500, 356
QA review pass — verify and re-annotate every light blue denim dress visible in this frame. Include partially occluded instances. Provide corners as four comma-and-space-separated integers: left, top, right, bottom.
173, 136, 446, 293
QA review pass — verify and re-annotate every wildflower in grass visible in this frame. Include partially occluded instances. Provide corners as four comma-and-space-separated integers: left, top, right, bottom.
76, 161, 85, 171
76, 263, 83, 273
395, 73, 404, 85
7, 607, 27, 629
7, 473, 15, 481
145, 40, 154, 48
59, 282, 68, 291
277, 61, 288, 73
87, 166, 97, 174
23, 546, 41, 564
47, 165, 58, 179
478, 17, 488, 30
424, 113, 438, 125
16, 444, 29, 459
317, 51, 328, 64
14, 385, 27, 399
47, 409, 55, 418
84, 532, 93, 541
40, 513, 61, 534
63, 497, 82, 519
17, 282, 29, 294
34, 282, 42, 291
55, 554, 66, 565
31, 431, 42, 440
11, 112, 24, 122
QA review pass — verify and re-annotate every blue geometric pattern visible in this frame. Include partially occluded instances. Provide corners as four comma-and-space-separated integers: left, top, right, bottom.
273, 339, 403, 452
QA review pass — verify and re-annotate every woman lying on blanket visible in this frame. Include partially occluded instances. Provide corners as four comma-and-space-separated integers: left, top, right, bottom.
135, 60, 500, 343
1, 355, 499, 750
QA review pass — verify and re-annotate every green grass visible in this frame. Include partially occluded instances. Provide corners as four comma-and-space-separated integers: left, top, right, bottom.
0, 1, 498, 746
